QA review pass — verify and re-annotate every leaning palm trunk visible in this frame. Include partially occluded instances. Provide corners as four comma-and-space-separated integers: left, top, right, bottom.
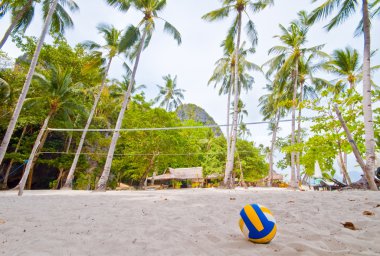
0, 0, 34, 49
337, 141, 352, 185
361, 0, 378, 191
236, 150, 247, 188
18, 110, 53, 196
26, 128, 49, 190
96, 29, 148, 191
1, 126, 27, 189
224, 12, 242, 188
269, 111, 280, 187
334, 104, 366, 171
63, 57, 113, 189
290, 61, 299, 188
296, 82, 303, 183
0, 0, 58, 168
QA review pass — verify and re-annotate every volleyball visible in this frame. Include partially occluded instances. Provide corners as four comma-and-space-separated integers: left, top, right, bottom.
239, 204, 277, 244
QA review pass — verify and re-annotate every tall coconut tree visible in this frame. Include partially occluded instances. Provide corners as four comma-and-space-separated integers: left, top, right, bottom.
208, 41, 257, 162
309, 0, 378, 190
96, 0, 181, 191
0, 0, 78, 169
259, 80, 290, 186
202, 0, 273, 187
0, 0, 79, 49
265, 12, 324, 188
154, 74, 185, 111
295, 54, 325, 181
62, 24, 123, 189
18, 65, 84, 196
323, 47, 361, 184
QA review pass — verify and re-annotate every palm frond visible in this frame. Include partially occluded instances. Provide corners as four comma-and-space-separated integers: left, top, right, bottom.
119, 24, 140, 52
201, 6, 231, 21
155, 0, 166, 11
13, 4, 34, 33
105, 0, 131, 12
163, 20, 182, 45
245, 19, 258, 47
325, 0, 358, 31
308, 0, 339, 25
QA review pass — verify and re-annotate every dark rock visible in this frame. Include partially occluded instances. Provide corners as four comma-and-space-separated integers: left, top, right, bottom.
176, 104, 223, 137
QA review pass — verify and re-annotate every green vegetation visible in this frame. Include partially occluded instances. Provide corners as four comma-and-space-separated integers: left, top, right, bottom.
0, 38, 268, 190
0, 0, 379, 192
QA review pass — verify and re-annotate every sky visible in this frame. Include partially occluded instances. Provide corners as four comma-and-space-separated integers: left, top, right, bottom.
1, 0, 379, 181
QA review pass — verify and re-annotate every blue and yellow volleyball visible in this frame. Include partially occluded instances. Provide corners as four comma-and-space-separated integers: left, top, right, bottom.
239, 204, 277, 244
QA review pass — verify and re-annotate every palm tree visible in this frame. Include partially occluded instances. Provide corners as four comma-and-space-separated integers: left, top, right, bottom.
259, 80, 289, 186
154, 74, 185, 111
208, 42, 257, 164
111, 71, 147, 96
324, 47, 362, 92
0, 0, 79, 49
202, 0, 273, 187
295, 54, 324, 182
18, 65, 84, 196
62, 24, 123, 189
309, 0, 377, 190
265, 12, 324, 188
0, 0, 78, 170
323, 47, 361, 184
96, 0, 181, 191
0, 0, 35, 49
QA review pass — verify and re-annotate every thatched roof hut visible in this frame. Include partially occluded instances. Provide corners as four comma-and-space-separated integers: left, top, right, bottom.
262, 171, 284, 182
148, 167, 204, 182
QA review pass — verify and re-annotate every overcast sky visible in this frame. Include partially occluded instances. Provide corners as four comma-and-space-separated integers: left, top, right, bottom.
1, 0, 379, 180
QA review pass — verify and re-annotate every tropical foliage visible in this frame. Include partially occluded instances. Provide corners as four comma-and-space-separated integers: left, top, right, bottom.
0, 0, 379, 193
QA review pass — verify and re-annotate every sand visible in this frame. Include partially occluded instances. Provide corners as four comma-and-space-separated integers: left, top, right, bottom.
0, 188, 379, 256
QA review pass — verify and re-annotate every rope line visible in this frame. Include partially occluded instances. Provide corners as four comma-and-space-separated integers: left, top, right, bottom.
47, 119, 295, 132
0, 160, 27, 182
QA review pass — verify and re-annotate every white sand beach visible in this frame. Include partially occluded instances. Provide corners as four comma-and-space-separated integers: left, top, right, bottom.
0, 188, 379, 256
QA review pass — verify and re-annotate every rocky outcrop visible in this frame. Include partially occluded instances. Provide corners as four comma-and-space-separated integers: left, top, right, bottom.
176, 104, 223, 137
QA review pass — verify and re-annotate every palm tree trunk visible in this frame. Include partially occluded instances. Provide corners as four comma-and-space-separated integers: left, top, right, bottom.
18, 110, 53, 196
26, 120, 50, 190
296, 82, 303, 183
0, 0, 34, 49
361, 0, 378, 191
96, 28, 148, 191
226, 80, 232, 158
236, 151, 247, 189
290, 61, 299, 188
224, 11, 242, 188
337, 142, 352, 185
269, 111, 280, 187
63, 57, 113, 189
1, 126, 27, 189
0, 0, 58, 168
341, 81, 355, 184
334, 104, 366, 171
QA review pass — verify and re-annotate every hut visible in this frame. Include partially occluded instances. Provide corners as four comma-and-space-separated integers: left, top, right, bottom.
148, 167, 204, 188
257, 171, 284, 187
